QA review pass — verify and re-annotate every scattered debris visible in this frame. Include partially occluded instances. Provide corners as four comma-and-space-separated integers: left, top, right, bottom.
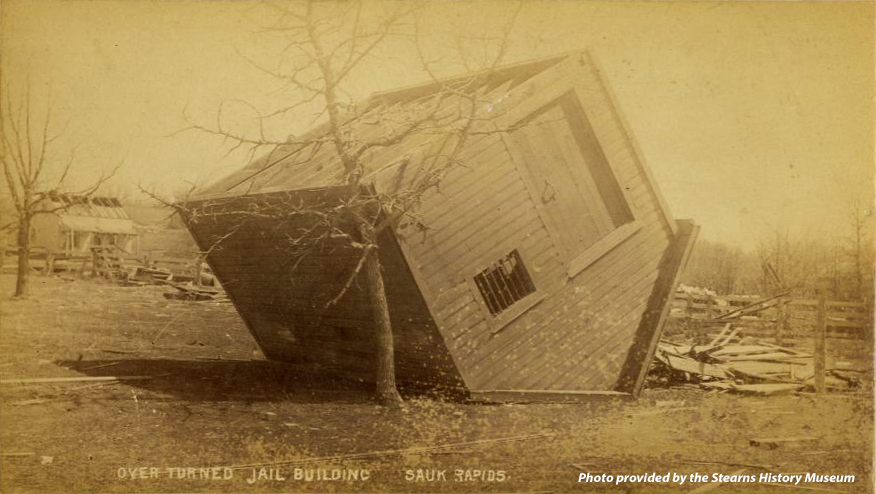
127, 266, 173, 284
40, 456, 54, 465
713, 292, 789, 321
648, 325, 861, 393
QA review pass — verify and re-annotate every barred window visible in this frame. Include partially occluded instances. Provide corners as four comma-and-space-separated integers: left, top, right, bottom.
474, 250, 536, 316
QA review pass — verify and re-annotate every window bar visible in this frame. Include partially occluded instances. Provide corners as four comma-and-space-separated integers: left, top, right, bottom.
476, 274, 499, 315
499, 265, 516, 304
496, 265, 515, 311
476, 276, 495, 315
484, 271, 505, 314
488, 268, 512, 313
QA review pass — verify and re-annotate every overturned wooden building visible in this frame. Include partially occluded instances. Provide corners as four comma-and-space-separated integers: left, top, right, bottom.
183, 51, 698, 400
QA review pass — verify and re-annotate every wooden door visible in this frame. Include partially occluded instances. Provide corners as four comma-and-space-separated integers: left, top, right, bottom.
512, 102, 616, 259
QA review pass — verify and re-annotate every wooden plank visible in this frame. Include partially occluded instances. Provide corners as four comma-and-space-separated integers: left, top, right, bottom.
615, 219, 700, 396
566, 220, 642, 278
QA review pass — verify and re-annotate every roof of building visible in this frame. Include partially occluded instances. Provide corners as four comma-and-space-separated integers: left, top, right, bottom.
192, 53, 572, 200
41, 192, 137, 234
45, 192, 131, 220
59, 215, 138, 235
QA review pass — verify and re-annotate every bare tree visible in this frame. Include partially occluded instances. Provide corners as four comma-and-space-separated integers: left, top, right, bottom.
0, 85, 115, 297
681, 240, 747, 295
754, 227, 824, 297
844, 198, 875, 301
176, 1, 521, 405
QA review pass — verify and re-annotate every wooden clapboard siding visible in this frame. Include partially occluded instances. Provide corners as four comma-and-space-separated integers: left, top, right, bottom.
503, 247, 663, 387
615, 220, 700, 396
468, 223, 668, 390
395, 53, 677, 393
183, 189, 464, 389
450, 204, 664, 375
540, 285, 654, 390
401, 105, 670, 393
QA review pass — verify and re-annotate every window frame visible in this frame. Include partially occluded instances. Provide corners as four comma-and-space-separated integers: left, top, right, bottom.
467, 248, 545, 334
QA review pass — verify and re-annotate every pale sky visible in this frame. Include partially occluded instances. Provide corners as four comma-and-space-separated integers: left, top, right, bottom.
1, 0, 873, 250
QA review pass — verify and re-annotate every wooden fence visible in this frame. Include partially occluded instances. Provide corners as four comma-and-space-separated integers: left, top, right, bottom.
668, 291, 873, 349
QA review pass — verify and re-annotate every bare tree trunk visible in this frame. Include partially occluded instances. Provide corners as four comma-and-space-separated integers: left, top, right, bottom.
15, 212, 31, 297
358, 221, 402, 406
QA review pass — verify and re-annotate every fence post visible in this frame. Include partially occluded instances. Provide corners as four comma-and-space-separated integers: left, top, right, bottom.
706, 295, 714, 320
814, 289, 827, 394
91, 247, 99, 278
776, 298, 787, 346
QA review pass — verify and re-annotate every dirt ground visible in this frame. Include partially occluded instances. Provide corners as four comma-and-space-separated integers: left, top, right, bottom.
1, 273, 873, 493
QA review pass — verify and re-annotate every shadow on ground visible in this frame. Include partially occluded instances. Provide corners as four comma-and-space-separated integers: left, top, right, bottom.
55, 358, 378, 404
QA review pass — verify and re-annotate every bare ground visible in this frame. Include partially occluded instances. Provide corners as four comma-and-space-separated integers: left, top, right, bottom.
0, 273, 872, 493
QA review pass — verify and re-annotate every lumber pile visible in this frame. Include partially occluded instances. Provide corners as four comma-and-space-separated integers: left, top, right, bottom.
120, 261, 226, 301
649, 324, 860, 394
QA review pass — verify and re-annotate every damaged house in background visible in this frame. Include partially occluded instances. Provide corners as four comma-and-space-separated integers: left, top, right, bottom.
181, 50, 698, 401
31, 193, 139, 259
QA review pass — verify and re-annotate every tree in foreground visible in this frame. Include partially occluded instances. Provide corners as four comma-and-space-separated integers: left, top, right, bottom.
177, 1, 522, 405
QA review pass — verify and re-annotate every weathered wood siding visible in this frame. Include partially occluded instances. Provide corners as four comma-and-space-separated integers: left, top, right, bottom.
397, 53, 675, 392
183, 189, 464, 389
